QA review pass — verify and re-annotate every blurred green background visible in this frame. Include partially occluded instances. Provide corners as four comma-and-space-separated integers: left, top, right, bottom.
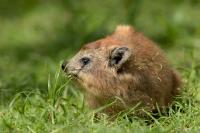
0, 0, 200, 105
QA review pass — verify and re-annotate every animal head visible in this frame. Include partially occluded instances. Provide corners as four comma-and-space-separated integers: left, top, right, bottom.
62, 26, 135, 97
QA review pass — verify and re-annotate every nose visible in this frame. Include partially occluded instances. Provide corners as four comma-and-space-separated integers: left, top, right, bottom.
61, 60, 68, 71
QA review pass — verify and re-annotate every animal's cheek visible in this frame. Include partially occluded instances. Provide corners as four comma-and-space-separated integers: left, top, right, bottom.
77, 74, 100, 95
75, 71, 85, 82
76, 72, 93, 85
76, 72, 103, 93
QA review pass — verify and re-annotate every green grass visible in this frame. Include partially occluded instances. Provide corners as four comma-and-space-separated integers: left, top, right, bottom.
0, 0, 200, 132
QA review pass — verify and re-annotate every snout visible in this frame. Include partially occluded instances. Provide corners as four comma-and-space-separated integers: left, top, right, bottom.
61, 60, 80, 77
61, 60, 68, 71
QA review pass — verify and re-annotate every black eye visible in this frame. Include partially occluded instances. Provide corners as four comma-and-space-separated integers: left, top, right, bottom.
80, 57, 91, 66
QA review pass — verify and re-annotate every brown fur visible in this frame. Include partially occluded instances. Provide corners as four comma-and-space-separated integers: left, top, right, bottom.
62, 25, 182, 116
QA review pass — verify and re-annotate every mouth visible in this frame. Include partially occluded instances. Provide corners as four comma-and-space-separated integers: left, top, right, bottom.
61, 64, 82, 79
66, 69, 81, 79
66, 72, 84, 83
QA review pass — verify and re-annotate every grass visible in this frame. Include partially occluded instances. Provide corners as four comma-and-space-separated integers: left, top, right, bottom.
0, 0, 200, 132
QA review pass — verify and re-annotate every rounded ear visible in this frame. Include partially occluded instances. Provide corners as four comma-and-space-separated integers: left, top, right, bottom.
109, 47, 132, 68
